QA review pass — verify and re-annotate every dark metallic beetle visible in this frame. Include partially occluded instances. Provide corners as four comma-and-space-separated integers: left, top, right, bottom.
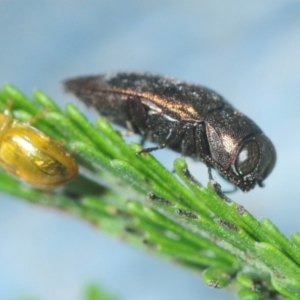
64, 72, 276, 192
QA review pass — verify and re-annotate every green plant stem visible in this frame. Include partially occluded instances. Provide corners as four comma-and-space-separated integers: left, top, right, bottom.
0, 84, 299, 300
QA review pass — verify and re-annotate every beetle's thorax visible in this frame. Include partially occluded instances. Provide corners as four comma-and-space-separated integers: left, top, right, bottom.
204, 107, 262, 170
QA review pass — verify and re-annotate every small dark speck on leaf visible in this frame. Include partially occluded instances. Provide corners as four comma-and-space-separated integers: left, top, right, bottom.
236, 204, 246, 215
218, 219, 239, 232
177, 209, 198, 219
148, 192, 174, 206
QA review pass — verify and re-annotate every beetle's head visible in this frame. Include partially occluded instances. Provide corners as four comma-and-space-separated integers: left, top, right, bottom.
226, 134, 276, 192
204, 108, 276, 192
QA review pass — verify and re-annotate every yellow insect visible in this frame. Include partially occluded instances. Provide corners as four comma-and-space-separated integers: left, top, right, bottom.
0, 110, 78, 187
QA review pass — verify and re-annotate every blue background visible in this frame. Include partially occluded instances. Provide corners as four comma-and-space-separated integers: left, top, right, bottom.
1, 1, 300, 299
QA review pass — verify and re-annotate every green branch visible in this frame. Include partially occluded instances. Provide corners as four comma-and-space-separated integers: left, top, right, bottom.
0, 84, 299, 300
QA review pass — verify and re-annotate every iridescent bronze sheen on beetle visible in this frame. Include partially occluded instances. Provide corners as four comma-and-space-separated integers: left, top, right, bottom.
64, 72, 276, 192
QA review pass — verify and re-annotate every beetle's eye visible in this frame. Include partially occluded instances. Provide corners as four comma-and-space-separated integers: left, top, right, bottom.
235, 140, 259, 176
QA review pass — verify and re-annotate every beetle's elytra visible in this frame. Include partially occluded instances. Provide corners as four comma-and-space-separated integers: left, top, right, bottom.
64, 72, 276, 192
0, 111, 78, 187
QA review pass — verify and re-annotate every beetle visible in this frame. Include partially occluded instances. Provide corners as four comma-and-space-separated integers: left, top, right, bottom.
0, 109, 78, 187
64, 72, 276, 192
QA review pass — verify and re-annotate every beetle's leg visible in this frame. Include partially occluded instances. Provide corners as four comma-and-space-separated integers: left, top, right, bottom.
258, 180, 265, 188
119, 130, 135, 136
209, 165, 238, 194
193, 124, 211, 162
192, 124, 229, 194
179, 125, 198, 157
126, 95, 148, 132
22, 107, 52, 128
205, 143, 237, 195
194, 124, 227, 178
139, 126, 183, 154
140, 136, 146, 147
125, 95, 151, 147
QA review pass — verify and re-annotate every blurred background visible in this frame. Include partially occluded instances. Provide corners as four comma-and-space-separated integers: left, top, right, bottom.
1, 1, 300, 299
